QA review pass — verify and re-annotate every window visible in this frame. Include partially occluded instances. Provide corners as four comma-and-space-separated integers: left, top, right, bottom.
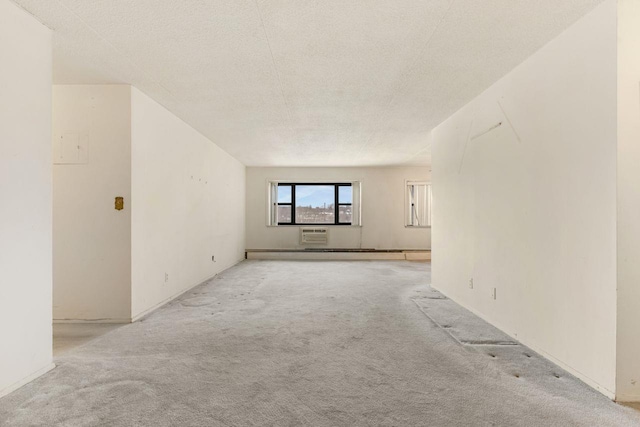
276, 183, 352, 225
406, 181, 431, 227
268, 182, 361, 226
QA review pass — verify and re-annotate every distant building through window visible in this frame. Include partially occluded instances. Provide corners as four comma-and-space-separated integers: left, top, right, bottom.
275, 183, 352, 225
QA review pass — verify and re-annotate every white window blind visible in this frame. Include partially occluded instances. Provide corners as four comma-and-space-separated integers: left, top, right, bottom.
406, 181, 431, 227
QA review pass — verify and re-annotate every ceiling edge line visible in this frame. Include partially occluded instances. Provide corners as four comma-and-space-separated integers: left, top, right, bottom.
52, 0, 175, 99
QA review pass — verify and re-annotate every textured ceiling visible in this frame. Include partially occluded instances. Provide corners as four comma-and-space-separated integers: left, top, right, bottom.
13, 0, 603, 166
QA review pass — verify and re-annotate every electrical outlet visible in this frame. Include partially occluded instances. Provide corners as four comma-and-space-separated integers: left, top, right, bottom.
165, 273, 169, 283
469, 278, 474, 289
491, 287, 497, 300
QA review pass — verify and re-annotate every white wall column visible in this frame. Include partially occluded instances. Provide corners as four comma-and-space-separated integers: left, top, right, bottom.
616, 0, 640, 403
0, 0, 54, 397
431, 0, 618, 398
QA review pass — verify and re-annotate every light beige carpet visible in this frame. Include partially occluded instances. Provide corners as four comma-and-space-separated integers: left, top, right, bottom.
0, 260, 638, 426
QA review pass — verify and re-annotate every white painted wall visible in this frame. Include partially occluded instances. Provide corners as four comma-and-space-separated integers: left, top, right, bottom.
431, 0, 617, 398
53, 85, 132, 322
616, 0, 640, 403
0, 0, 54, 397
131, 88, 246, 320
246, 167, 430, 250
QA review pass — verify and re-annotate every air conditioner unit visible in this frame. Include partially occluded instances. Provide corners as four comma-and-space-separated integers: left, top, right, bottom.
300, 227, 328, 245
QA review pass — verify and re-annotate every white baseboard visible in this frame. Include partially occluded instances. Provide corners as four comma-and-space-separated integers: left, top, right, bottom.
131, 258, 243, 322
0, 362, 56, 399
431, 285, 616, 400
246, 250, 430, 261
53, 318, 131, 324
131, 275, 215, 322
405, 251, 431, 261
616, 394, 640, 403
521, 340, 616, 400
130, 287, 196, 323
247, 252, 403, 261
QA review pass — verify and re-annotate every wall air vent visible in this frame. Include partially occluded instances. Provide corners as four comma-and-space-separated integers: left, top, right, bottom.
300, 227, 328, 245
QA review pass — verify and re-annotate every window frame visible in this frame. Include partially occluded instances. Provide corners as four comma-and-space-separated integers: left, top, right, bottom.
405, 181, 432, 228
277, 183, 353, 226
